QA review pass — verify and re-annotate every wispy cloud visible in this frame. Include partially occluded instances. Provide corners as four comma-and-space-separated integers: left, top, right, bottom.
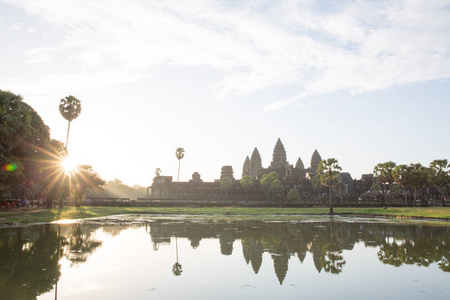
3, 0, 450, 108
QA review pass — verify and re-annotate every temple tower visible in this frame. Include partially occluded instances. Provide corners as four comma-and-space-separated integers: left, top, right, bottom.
249, 147, 262, 179
221, 166, 234, 180
242, 156, 250, 177
270, 138, 287, 169
295, 157, 305, 169
310, 149, 322, 172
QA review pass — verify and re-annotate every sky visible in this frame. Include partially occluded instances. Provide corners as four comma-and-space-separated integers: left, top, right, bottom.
1, 0, 449, 187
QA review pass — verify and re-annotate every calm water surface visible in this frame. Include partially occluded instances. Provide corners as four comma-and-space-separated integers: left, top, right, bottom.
1, 216, 449, 299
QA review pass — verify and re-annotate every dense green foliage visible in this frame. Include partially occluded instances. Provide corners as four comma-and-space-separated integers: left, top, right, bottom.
0, 90, 66, 200
220, 176, 233, 198
260, 172, 279, 200
287, 188, 300, 201
240, 175, 253, 199
373, 161, 396, 203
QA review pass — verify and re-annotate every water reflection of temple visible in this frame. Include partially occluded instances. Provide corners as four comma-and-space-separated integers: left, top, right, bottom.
145, 220, 450, 284
1, 220, 449, 299
147, 139, 373, 201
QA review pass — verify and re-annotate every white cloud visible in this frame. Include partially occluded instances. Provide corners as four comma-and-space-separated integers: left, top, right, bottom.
24, 47, 54, 63
3, 0, 450, 108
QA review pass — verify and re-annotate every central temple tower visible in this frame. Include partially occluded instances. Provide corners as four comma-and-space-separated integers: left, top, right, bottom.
270, 138, 287, 169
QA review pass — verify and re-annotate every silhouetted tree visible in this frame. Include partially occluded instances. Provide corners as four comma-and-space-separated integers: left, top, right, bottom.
393, 164, 410, 206
240, 175, 253, 200
72, 164, 105, 207
175, 147, 185, 182
373, 161, 396, 204
220, 176, 233, 199
260, 172, 279, 200
59, 95, 81, 151
318, 158, 342, 214
430, 159, 450, 206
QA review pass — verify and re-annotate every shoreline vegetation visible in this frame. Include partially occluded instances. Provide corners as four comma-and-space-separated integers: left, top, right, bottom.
1, 206, 450, 226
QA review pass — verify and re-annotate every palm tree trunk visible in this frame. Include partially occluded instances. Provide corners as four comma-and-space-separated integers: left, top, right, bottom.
329, 183, 333, 215
389, 183, 392, 205
65, 120, 71, 152
404, 188, 408, 207
414, 187, 417, 207
177, 159, 181, 182
329, 169, 333, 215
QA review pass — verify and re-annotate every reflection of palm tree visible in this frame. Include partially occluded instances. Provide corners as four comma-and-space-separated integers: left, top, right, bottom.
321, 222, 346, 274
172, 237, 183, 276
321, 244, 346, 274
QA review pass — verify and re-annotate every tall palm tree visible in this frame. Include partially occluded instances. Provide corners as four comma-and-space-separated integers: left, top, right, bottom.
373, 161, 396, 204
430, 159, 450, 207
317, 158, 342, 215
59, 96, 81, 152
175, 147, 185, 181
393, 164, 409, 206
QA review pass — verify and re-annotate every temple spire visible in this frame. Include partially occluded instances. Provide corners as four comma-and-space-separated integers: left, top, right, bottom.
310, 149, 322, 172
270, 138, 287, 169
242, 156, 250, 177
295, 157, 305, 169
249, 147, 262, 179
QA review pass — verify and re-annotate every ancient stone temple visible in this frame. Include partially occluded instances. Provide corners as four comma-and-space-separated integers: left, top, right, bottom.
242, 138, 322, 184
146, 138, 372, 202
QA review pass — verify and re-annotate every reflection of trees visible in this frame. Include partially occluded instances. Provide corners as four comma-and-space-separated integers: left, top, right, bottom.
0, 225, 61, 300
321, 243, 345, 274
378, 235, 450, 272
320, 222, 346, 274
64, 223, 103, 265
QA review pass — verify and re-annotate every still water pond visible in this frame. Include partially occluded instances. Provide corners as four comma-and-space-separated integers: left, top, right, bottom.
1, 216, 449, 299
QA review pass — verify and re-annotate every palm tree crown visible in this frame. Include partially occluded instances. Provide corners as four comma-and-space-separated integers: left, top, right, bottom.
59, 95, 81, 151
175, 147, 185, 181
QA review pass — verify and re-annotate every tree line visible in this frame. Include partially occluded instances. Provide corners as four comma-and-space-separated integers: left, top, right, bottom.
372, 160, 450, 207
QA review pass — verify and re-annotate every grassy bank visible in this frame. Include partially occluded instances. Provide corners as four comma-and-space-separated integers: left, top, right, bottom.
1, 206, 450, 225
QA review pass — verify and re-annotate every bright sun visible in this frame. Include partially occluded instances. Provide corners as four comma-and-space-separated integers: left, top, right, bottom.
62, 156, 78, 173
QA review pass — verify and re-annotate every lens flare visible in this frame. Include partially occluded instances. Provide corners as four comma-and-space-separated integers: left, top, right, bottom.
2, 163, 17, 172
62, 157, 77, 173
